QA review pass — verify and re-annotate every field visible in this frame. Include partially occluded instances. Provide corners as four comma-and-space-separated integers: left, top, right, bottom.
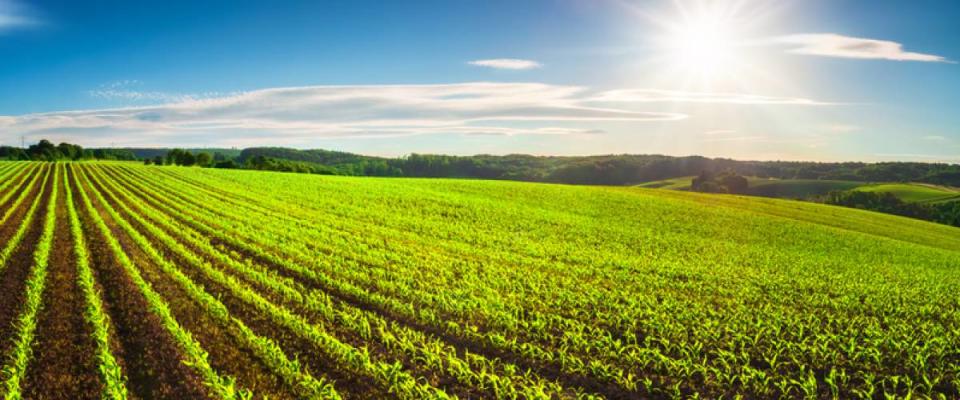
638, 176, 960, 203
0, 161, 958, 399
855, 183, 960, 203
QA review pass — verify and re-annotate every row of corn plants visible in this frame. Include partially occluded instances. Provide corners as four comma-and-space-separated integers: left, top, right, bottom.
89, 164, 575, 399
0, 164, 60, 399
0, 163, 33, 197
129, 164, 960, 398
77, 165, 341, 399
64, 165, 128, 399
0, 166, 51, 275
82, 165, 449, 399
109, 165, 640, 396
70, 164, 252, 400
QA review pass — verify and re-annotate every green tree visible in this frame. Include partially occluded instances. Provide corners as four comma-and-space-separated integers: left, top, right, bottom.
196, 152, 212, 167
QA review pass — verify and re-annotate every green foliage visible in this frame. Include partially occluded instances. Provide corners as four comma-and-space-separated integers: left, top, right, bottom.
106, 163, 960, 398
233, 147, 960, 186
63, 166, 128, 400
691, 170, 749, 194
823, 190, 960, 227
855, 183, 960, 203
1, 161, 958, 398
1, 164, 59, 399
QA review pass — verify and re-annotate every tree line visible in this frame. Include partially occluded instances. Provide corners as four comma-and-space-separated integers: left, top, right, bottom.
0, 140, 136, 161
821, 190, 960, 227
221, 148, 960, 187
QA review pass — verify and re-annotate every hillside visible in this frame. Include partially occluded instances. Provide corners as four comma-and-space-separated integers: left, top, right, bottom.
855, 183, 960, 203
640, 175, 960, 202
0, 160, 957, 398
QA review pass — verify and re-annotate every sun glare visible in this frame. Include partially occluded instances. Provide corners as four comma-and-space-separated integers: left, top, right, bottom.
661, 14, 740, 81
647, 1, 766, 88
670, 19, 734, 71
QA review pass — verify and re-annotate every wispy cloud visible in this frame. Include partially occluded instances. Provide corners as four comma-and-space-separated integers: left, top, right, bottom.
468, 59, 542, 70
589, 89, 832, 105
0, 82, 686, 146
774, 34, 952, 63
0, 0, 38, 32
922, 135, 947, 141
88, 80, 232, 104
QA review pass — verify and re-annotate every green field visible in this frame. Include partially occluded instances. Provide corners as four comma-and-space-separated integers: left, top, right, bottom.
0, 161, 958, 399
639, 176, 960, 202
855, 183, 960, 203
636, 176, 864, 197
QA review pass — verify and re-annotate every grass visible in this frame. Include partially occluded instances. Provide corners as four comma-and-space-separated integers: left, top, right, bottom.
855, 183, 960, 203
639, 175, 960, 203
0, 161, 958, 399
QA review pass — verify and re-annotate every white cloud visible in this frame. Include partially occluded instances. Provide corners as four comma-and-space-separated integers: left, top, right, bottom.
589, 89, 832, 105
0, 1, 37, 32
923, 135, 947, 141
775, 34, 952, 63
468, 59, 542, 70
89, 89, 191, 103
0, 82, 686, 147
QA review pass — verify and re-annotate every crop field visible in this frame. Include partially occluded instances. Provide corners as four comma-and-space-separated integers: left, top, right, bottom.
0, 161, 958, 399
637, 177, 865, 199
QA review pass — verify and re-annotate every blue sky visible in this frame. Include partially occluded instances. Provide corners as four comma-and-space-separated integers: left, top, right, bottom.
0, 0, 958, 162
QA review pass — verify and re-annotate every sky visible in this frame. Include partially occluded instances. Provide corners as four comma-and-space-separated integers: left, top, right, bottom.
0, 0, 958, 162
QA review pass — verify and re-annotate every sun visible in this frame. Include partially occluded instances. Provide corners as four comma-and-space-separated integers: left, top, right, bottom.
661, 14, 739, 81
650, 1, 755, 86
670, 18, 734, 71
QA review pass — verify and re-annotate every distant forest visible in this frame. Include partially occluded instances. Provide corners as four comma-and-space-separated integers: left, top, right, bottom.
156, 146, 960, 187
4, 142, 959, 187
0, 140, 137, 161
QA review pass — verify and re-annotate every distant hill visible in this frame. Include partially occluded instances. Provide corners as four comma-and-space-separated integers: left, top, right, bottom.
220, 147, 960, 187
640, 176, 960, 203
58, 144, 960, 187
855, 183, 960, 203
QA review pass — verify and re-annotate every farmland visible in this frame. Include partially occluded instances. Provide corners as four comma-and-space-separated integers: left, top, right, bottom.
854, 183, 960, 204
0, 161, 958, 399
639, 176, 960, 203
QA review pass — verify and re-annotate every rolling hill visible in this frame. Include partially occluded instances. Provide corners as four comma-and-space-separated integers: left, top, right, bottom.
0, 161, 958, 398
640, 176, 960, 203
855, 183, 960, 203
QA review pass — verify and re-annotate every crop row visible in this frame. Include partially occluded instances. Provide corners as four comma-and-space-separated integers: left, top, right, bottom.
0, 161, 957, 399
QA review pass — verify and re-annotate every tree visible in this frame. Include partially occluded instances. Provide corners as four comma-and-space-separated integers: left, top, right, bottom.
57, 142, 83, 160
195, 152, 212, 167
167, 149, 184, 165
180, 151, 197, 166
691, 170, 749, 194
153, 155, 165, 165
28, 139, 60, 161
719, 173, 749, 194
214, 159, 238, 169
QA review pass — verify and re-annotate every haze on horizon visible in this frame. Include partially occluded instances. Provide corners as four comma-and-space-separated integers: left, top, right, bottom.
0, 0, 957, 163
